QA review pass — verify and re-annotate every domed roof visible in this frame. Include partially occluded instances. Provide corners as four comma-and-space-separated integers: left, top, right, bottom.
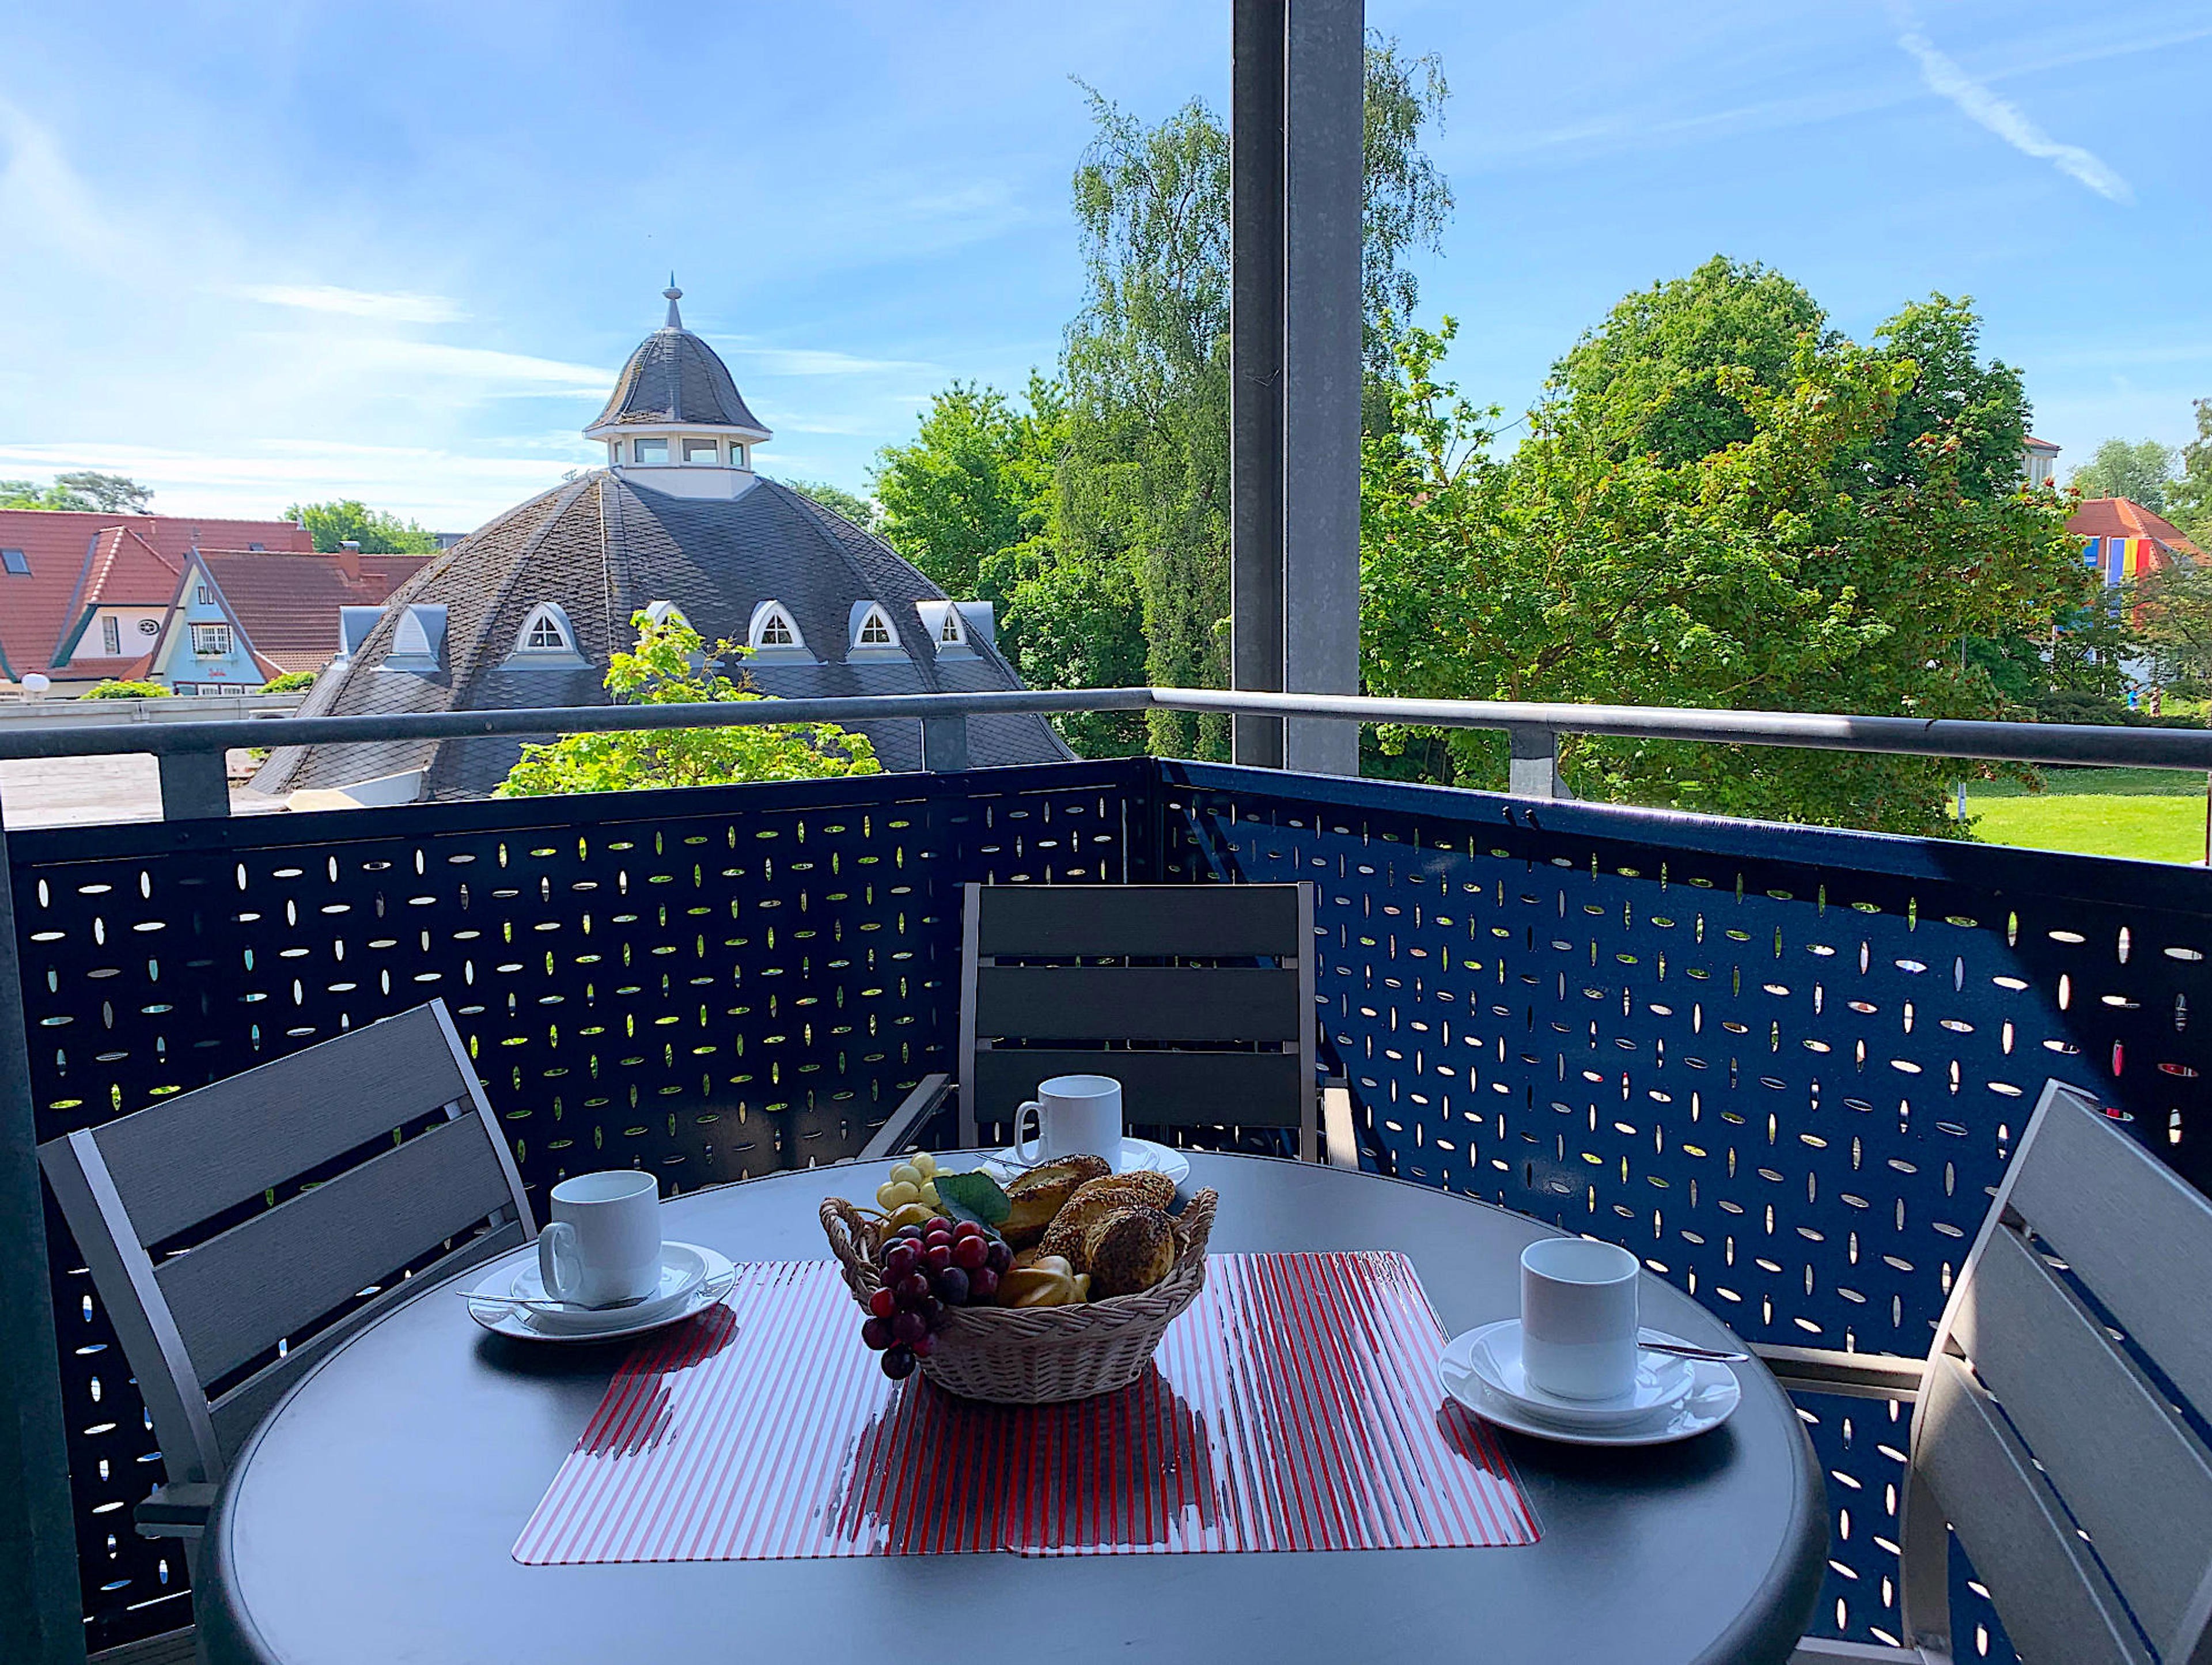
253, 471, 1068, 801
585, 284, 770, 438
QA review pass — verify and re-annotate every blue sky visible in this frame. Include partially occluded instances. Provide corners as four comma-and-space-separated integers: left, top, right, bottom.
1, 1, 2206, 532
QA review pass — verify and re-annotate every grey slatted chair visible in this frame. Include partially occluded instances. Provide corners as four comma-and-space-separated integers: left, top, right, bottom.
38, 999, 532, 1602
865, 881, 1357, 1167
1766, 1080, 2212, 1664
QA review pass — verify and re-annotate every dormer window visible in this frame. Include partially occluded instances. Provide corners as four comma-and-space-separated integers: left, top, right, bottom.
521, 606, 570, 652
915, 600, 974, 655
632, 438, 669, 464
643, 600, 691, 630
498, 603, 588, 670
747, 600, 807, 657
387, 604, 448, 672
847, 602, 903, 659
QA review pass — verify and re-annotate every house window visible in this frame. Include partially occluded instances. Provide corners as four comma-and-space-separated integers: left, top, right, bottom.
859, 610, 893, 646
527, 614, 564, 649
1, 549, 26, 576
173, 682, 196, 695
196, 584, 211, 604
102, 616, 120, 656
760, 612, 794, 646
683, 438, 719, 464
632, 438, 669, 464
732, 444, 749, 468
939, 610, 964, 645
192, 623, 232, 657
248, 542, 265, 552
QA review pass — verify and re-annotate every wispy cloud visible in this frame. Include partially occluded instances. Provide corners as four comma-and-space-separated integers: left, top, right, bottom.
232, 283, 468, 324
719, 342, 938, 377
1894, 21, 2133, 203
255, 334, 614, 393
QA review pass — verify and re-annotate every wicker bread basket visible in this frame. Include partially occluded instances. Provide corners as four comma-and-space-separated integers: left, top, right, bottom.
820, 1187, 1218, 1404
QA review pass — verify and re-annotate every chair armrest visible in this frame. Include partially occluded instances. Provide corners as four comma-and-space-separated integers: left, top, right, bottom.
861, 1073, 953, 1161
1321, 1081, 1361, 1170
1754, 1342, 1927, 1401
133, 1481, 219, 1541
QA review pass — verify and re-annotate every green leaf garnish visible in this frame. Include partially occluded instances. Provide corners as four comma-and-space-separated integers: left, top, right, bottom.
931, 1168, 1010, 1226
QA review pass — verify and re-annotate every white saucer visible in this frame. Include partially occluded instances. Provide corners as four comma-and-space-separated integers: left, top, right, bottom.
1441, 1326, 1742, 1447
465, 1243, 734, 1344
984, 1137, 1191, 1189
1445, 1320, 1698, 1429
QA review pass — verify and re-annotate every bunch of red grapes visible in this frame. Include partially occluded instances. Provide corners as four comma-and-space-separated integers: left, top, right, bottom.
861, 1216, 1014, 1379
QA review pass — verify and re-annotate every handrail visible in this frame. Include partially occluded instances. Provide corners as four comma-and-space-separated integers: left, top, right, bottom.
1, 683, 2207, 769
1, 683, 2206, 822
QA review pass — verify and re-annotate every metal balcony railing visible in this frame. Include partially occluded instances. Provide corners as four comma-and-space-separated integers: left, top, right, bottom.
5, 687, 2210, 1660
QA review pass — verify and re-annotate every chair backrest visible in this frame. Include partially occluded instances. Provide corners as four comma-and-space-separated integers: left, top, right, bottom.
955, 881, 1319, 1159
39, 999, 532, 1488
1899, 1079, 2212, 1664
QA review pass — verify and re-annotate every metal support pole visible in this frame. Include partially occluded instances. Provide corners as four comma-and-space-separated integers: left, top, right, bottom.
1506, 727, 1568, 798
1281, 0, 1364, 777
157, 748, 230, 820
0, 785, 88, 1665
919, 717, 970, 774
1230, 0, 1287, 770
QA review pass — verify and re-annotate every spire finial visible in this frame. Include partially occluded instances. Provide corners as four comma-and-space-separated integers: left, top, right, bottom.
662, 273, 683, 330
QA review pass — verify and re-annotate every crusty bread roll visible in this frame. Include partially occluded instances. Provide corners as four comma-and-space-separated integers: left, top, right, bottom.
1084, 1206, 1177, 1298
1035, 1172, 1177, 1267
999, 1153, 1112, 1247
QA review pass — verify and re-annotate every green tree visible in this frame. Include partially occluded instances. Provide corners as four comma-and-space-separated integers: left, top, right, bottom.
1054, 35, 1450, 758
260, 670, 318, 693
1361, 319, 2088, 835
774, 476, 879, 532
283, 499, 439, 554
2165, 399, 2212, 544
1552, 262, 2031, 502
2071, 438, 2176, 510
1858, 296, 2032, 500
0, 471, 155, 512
498, 610, 878, 797
81, 679, 170, 699
1550, 256, 1830, 469
872, 376, 1063, 599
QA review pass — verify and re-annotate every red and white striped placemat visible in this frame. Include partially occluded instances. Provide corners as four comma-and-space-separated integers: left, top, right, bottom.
512, 1251, 1539, 1563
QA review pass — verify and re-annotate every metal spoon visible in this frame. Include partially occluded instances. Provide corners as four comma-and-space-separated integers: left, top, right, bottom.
1639, 1341, 1748, 1363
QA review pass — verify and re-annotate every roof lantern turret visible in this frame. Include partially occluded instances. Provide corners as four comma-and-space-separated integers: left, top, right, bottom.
585, 282, 771, 498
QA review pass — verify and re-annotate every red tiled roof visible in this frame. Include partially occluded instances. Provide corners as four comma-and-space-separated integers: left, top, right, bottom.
0, 509, 313, 682
2067, 497, 2203, 559
62, 654, 156, 683
2024, 435, 2060, 452
198, 547, 432, 675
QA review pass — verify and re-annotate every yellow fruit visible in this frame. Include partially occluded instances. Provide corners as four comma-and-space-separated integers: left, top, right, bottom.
915, 1180, 940, 1207
887, 1163, 922, 1187
884, 1202, 937, 1233
910, 1152, 937, 1178
874, 1179, 921, 1210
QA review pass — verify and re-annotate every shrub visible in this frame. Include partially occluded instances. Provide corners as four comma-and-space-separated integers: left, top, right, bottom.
81, 680, 171, 699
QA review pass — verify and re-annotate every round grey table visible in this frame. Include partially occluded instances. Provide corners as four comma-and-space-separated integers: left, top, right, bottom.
199, 1152, 1825, 1664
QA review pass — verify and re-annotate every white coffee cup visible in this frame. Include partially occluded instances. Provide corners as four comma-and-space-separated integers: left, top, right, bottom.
1013, 1073, 1123, 1168
1519, 1236, 1641, 1401
537, 1170, 662, 1308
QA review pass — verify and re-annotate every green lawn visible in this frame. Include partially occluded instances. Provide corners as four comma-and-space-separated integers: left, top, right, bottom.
1963, 769, 2209, 864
